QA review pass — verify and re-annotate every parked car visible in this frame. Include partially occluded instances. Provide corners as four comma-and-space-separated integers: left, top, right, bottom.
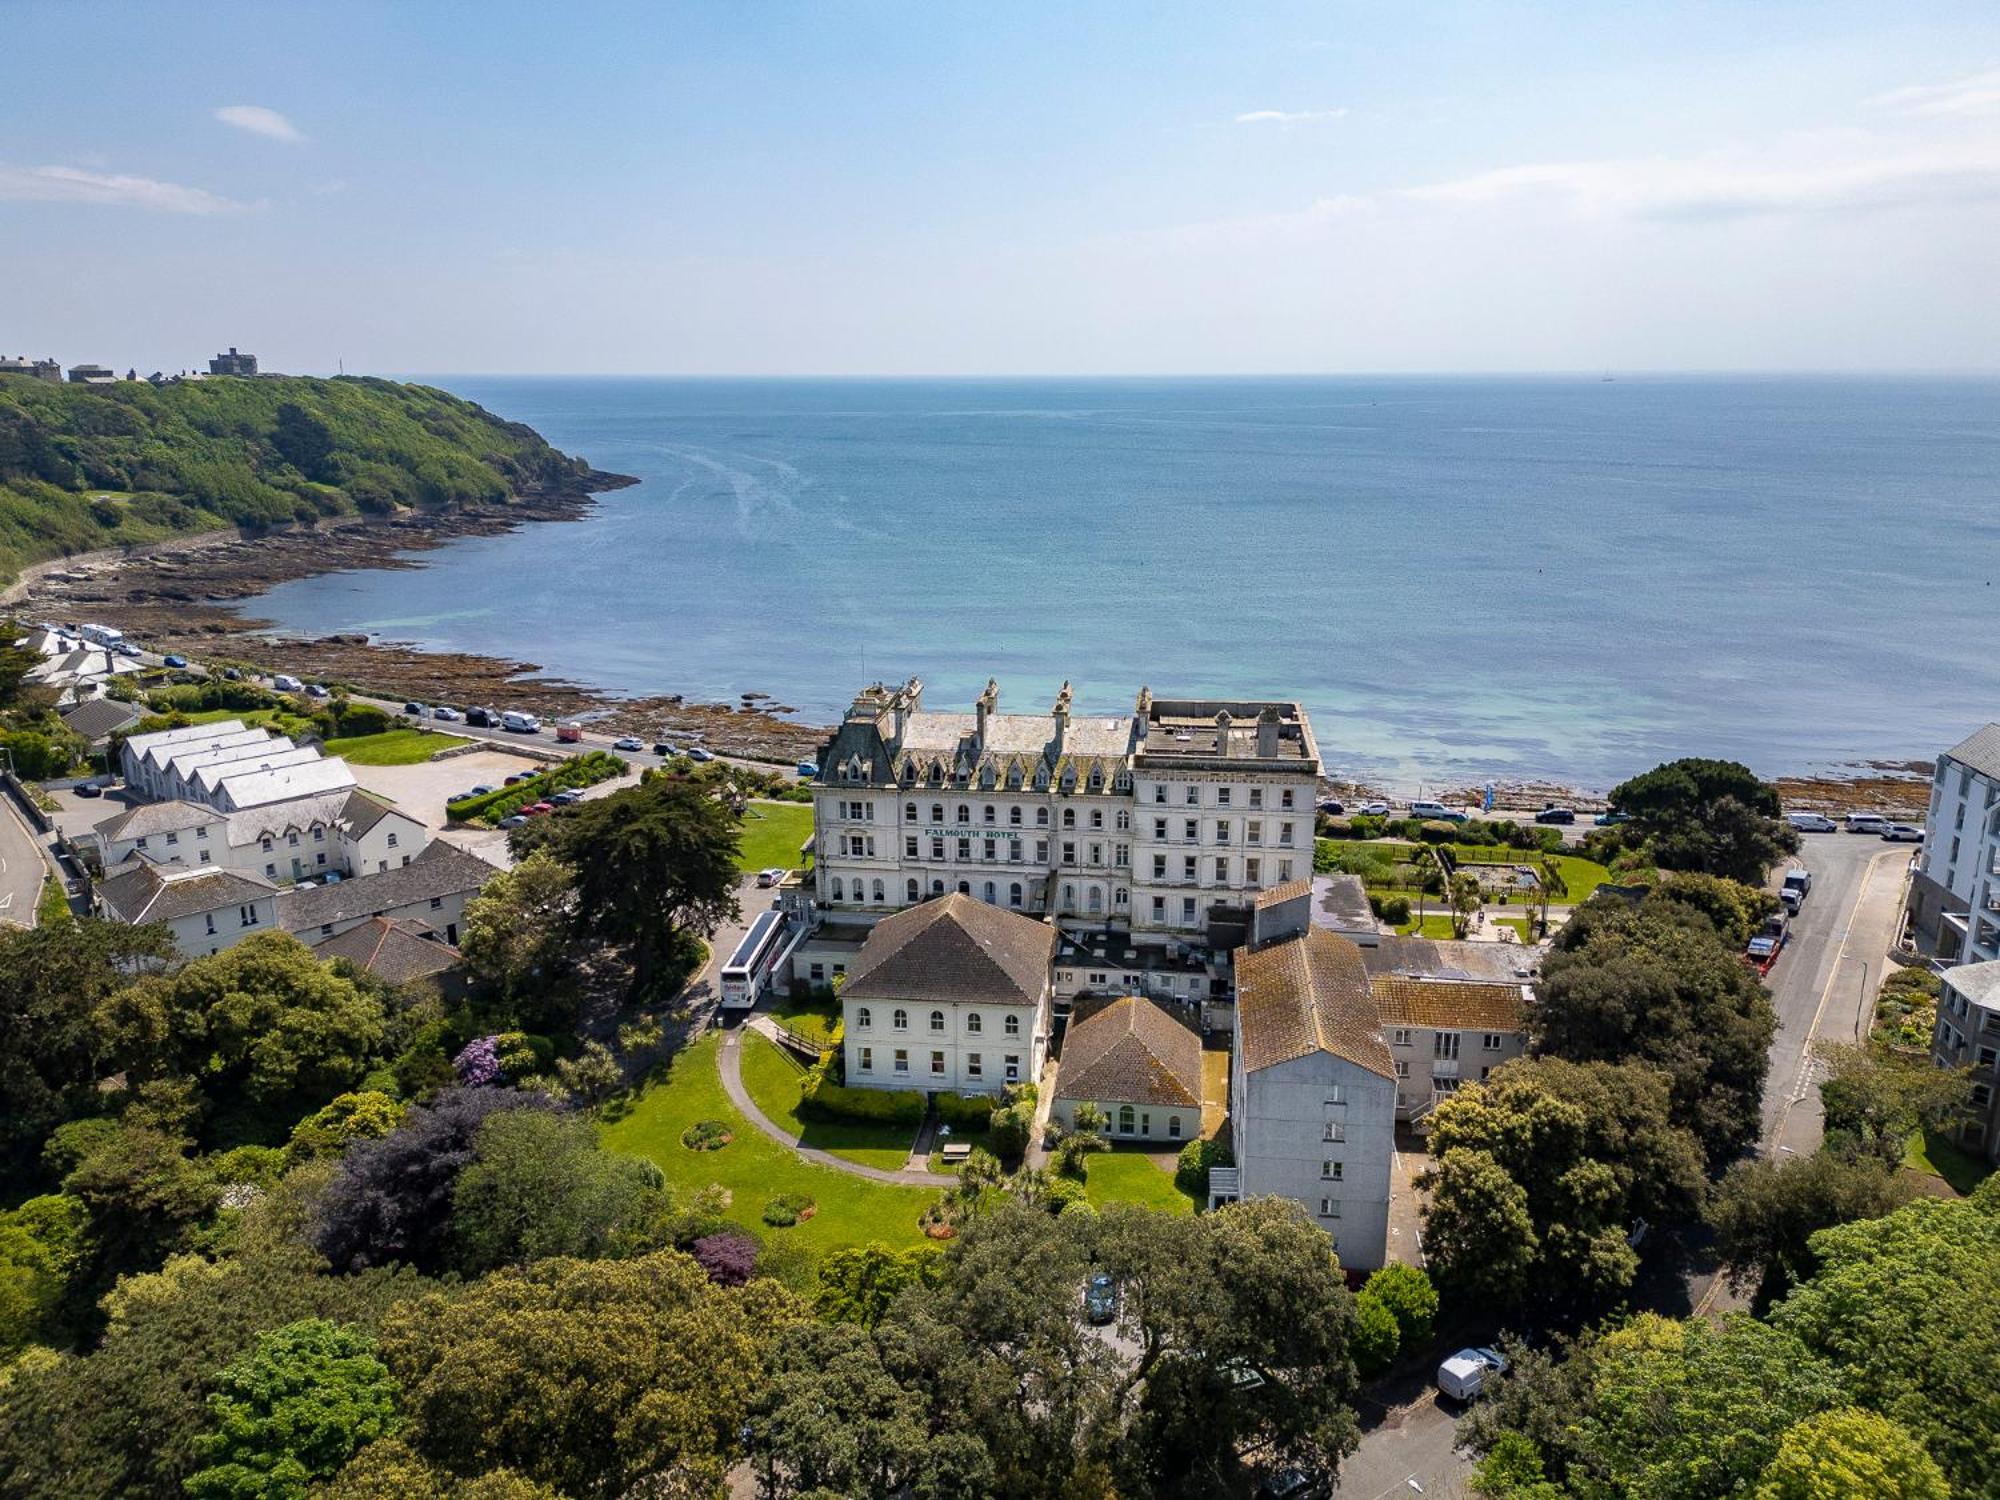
1881, 822, 1924, 843
1317, 798, 1345, 815
1594, 809, 1631, 826
403, 701, 425, 716
1747, 910, 1789, 962
1409, 800, 1468, 822
74, 781, 103, 798
305, 683, 331, 699
162, 654, 187, 669
551, 789, 585, 805
113, 641, 141, 658
1844, 812, 1888, 834
431, 705, 463, 722
1786, 810, 1837, 833
525, 801, 556, 816
273, 674, 304, 692
653, 742, 679, 757
756, 867, 786, 888
221, 667, 243, 681
497, 814, 529, 829
467, 784, 496, 796
1357, 800, 1390, 817
1535, 805, 1576, 825
1780, 868, 1812, 912
687, 747, 714, 762
503, 772, 531, 786
1437, 1346, 1508, 1402
556, 722, 584, 744
1084, 1272, 1118, 1325
796, 761, 818, 778
613, 736, 644, 752
1254, 1468, 1331, 1500
466, 707, 499, 728
500, 710, 541, 734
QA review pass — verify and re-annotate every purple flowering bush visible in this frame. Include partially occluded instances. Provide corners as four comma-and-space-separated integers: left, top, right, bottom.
454, 1035, 502, 1087
692, 1230, 759, 1286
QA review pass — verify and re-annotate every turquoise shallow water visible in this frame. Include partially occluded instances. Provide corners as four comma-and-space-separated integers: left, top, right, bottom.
242, 375, 2000, 790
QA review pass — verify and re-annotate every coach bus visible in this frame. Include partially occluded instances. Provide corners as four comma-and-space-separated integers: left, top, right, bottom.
720, 908, 791, 1010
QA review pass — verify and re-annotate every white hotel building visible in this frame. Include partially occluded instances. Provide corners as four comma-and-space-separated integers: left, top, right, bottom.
807, 679, 1320, 980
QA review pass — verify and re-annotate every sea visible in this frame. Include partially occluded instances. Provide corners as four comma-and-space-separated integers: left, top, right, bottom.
240, 375, 2000, 793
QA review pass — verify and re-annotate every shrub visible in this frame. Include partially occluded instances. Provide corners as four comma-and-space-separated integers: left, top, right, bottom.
762, 1193, 816, 1228
446, 750, 627, 824
692, 1230, 759, 1285
1352, 1289, 1401, 1375
1044, 1176, 1087, 1213
1175, 1137, 1233, 1197
799, 1058, 924, 1124
452, 1035, 501, 1087
1361, 1262, 1438, 1346
1380, 895, 1412, 925
935, 1091, 997, 1131
680, 1120, 733, 1151
988, 1100, 1035, 1160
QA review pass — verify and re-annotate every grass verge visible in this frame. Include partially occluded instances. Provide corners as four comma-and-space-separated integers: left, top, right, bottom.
737, 1029, 921, 1171
601, 1032, 937, 1257
322, 728, 470, 765
1905, 1125, 1995, 1196
737, 800, 814, 872
1082, 1149, 1196, 1215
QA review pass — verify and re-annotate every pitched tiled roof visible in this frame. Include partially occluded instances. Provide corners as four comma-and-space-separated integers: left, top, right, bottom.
310, 917, 460, 983
1370, 976, 1527, 1032
1253, 876, 1312, 910
339, 789, 406, 837
1236, 927, 1394, 1078
278, 840, 499, 931
97, 863, 274, 924
60, 697, 141, 740
1945, 724, 2000, 782
94, 799, 217, 843
843, 892, 1055, 1007
1054, 995, 1202, 1107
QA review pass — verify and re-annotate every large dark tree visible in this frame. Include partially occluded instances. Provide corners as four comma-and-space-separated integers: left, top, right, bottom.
1534, 893, 1776, 1165
0, 918, 176, 1184
1420, 1057, 1706, 1313
1708, 1150, 1913, 1297
1608, 756, 1799, 882
534, 773, 741, 990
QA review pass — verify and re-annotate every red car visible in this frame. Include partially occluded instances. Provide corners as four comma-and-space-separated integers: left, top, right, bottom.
524, 801, 556, 816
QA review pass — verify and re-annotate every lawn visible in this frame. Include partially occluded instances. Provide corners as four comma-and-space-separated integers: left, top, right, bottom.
601, 1032, 938, 1257
1082, 1149, 1196, 1214
1393, 913, 1461, 938
1905, 1126, 1995, 1196
1319, 838, 1613, 912
322, 728, 470, 765
768, 992, 842, 1048
737, 800, 814, 872
736, 1029, 922, 1172
156, 706, 283, 727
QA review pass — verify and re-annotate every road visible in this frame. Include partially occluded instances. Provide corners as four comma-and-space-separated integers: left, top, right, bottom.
0, 792, 46, 926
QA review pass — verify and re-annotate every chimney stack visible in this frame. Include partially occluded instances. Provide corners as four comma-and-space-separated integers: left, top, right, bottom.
1134, 685, 1152, 741
1051, 680, 1072, 754
1257, 705, 1282, 759
975, 678, 998, 747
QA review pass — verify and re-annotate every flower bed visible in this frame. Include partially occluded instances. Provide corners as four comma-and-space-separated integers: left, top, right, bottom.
681, 1119, 734, 1151
762, 1193, 817, 1227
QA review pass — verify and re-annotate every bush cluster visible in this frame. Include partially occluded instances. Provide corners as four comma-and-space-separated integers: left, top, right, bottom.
447, 750, 627, 824
1174, 1137, 1233, 1197
761, 1193, 816, 1227
799, 1055, 925, 1125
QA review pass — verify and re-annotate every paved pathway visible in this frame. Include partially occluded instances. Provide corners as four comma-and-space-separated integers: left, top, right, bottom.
716, 1018, 944, 1187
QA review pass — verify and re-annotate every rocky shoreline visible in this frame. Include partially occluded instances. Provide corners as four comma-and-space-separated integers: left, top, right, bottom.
3, 475, 826, 765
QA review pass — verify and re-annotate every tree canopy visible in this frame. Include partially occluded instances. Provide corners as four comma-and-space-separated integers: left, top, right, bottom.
1606, 757, 1798, 883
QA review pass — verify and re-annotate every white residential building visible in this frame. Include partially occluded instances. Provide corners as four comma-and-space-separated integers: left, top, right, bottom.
1226, 926, 1399, 1272
278, 839, 500, 949
810, 678, 1319, 962
838, 892, 1056, 1096
1908, 725, 2000, 964
95, 862, 280, 958
1931, 960, 2000, 1163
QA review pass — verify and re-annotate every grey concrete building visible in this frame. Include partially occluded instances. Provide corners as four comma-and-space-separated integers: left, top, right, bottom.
1932, 960, 2000, 1163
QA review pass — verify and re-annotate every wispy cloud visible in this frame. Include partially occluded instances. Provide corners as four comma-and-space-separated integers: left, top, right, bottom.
214, 104, 305, 143
0, 162, 247, 214
1234, 108, 1347, 126
1867, 68, 2000, 119
1401, 135, 2000, 220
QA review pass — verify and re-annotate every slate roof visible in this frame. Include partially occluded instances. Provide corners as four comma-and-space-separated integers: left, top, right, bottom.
60, 697, 141, 741
1944, 724, 2000, 783
215, 758, 357, 810
1358, 935, 1542, 984
278, 839, 499, 931
1236, 927, 1395, 1078
94, 799, 217, 843
129, 719, 247, 768
310, 917, 460, 983
1054, 995, 1202, 1107
340, 789, 407, 836
842, 892, 1055, 1007
1370, 976, 1527, 1033
98, 862, 274, 924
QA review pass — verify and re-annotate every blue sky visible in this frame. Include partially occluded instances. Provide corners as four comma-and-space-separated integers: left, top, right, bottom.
4, 1, 1998, 374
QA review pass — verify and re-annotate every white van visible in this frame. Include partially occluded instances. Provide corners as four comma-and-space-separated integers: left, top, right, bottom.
1787, 811, 1837, 834
1437, 1347, 1508, 1401
1845, 812, 1888, 835
500, 710, 541, 734
272, 673, 304, 692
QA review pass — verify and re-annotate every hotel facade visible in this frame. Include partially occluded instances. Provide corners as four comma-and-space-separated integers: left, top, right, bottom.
809, 679, 1320, 960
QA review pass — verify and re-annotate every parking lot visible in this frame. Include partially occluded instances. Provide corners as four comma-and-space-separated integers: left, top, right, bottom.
345, 748, 546, 835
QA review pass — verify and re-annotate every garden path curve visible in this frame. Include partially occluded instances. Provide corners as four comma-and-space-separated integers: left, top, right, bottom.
716, 1019, 945, 1188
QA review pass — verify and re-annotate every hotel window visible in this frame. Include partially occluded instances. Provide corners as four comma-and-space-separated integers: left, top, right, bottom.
1152, 896, 1166, 919
893, 1009, 908, 1031
1435, 1032, 1460, 1060
1153, 854, 1167, 878
1115, 844, 1128, 867
1182, 897, 1196, 922
931, 879, 945, 895
957, 804, 970, 824
1063, 808, 1076, 829
985, 839, 997, 861
931, 1050, 946, 1076
1248, 820, 1262, 844
1216, 821, 1230, 844
906, 803, 918, 821
1154, 783, 1167, 804
957, 838, 971, 860
1009, 843, 1023, 863
1183, 856, 1197, 880
967, 1053, 982, 1077
1087, 888, 1103, 913
1090, 809, 1103, 829
1249, 787, 1263, 808
1005, 1055, 1021, 1081
906, 835, 918, 857
1010, 805, 1022, 825
1168, 1115, 1181, 1138
859, 1047, 873, 1072
1154, 818, 1167, 840
1061, 883, 1075, 911
906, 878, 920, 901
1281, 789, 1295, 808
894, 1049, 909, 1074
984, 804, 996, 824
966, 1011, 983, 1035
1186, 786, 1199, 805
931, 803, 943, 822
1037, 807, 1049, 826
1318, 1198, 1341, 1219
1063, 841, 1076, 864
932, 838, 945, 859
1321, 1161, 1343, 1181
872, 879, 885, 903
1089, 843, 1103, 866
983, 880, 995, 903
1217, 787, 1231, 806
1278, 860, 1293, 881
1115, 887, 1128, 907
1483, 1033, 1506, 1051
1395, 1060, 1410, 1078
1009, 882, 1023, 907
1214, 858, 1229, 882
831, 877, 844, 901
1116, 810, 1129, 830
1184, 819, 1197, 841
1004, 1013, 1021, 1037
1036, 840, 1049, 862
930, 1010, 946, 1033
1278, 822, 1294, 846
1323, 1121, 1345, 1142
1246, 857, 1261, 883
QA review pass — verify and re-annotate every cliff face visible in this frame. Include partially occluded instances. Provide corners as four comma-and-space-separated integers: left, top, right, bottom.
0, 374, 625, 580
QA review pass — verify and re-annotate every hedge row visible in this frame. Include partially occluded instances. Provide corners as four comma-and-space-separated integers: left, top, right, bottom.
446, 750, 627, 824
935, 1092, 997, 1130
800, 1057, 925, 1124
